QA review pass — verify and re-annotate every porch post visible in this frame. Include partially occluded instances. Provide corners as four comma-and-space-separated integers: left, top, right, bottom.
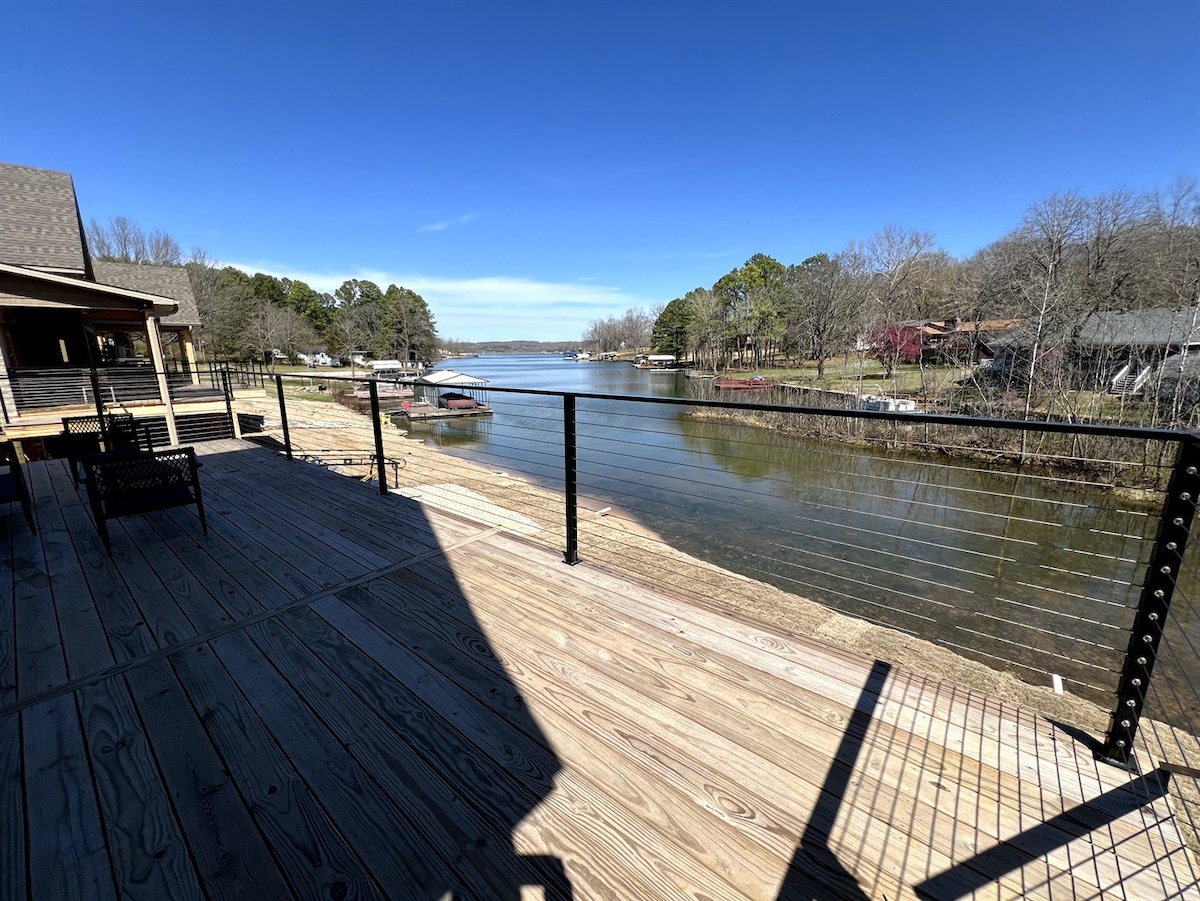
181, 327, 200, 385
144, 314, 179, 445
0, 343, 17, 425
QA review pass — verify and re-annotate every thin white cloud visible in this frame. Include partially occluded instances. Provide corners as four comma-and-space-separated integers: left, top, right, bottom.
222, 260, 643, 342
418, 213, 475, 233
611, 248, 742, 262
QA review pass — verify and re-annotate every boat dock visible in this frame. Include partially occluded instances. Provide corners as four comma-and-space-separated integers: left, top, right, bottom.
400, 401, 494, 421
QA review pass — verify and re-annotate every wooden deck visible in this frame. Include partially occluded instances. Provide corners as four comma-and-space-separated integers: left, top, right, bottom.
1, 438, 1196, 900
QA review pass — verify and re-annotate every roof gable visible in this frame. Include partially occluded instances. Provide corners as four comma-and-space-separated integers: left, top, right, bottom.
93, 260, 200, 326
0, 162, 89, 276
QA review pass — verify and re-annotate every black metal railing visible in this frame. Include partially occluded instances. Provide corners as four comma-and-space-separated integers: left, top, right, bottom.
227, 368, 1200, 781
0, 366, 236, 446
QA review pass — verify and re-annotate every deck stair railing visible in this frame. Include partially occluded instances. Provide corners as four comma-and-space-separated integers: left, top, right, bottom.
1109, 361, 1155, 396
240, 371, 1200, 794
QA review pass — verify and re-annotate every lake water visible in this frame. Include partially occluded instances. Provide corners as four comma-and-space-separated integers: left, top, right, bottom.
403, 354, 1197, 722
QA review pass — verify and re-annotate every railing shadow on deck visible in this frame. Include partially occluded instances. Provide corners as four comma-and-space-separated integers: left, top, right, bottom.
915, 771, 1173, 900
776, 660, 891, 900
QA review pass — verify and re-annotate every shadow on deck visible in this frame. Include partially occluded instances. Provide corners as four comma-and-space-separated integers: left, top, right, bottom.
0, 439, 1195, 899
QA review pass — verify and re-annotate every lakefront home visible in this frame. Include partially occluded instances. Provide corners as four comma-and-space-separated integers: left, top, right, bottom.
0, 161, 221, 452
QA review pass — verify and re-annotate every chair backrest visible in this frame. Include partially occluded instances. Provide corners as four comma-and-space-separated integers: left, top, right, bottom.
84, 447, 198, 499
107, 419, 156, 453
63, 412, 134, 437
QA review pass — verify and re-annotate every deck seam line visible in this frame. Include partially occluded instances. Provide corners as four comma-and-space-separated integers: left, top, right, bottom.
1, 525, 505, 717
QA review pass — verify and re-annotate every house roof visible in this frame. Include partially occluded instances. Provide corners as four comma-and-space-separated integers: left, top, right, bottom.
1157, 351, 1200, 383
0, 163, 199, 327
0, 261, 177, 316
415, 369, 489, 387
921, 318, 1023, 339
93, 260, 200, 327
0, 162, 90, 276
990, 306, 1200, 351
1075, 306, 1200, 348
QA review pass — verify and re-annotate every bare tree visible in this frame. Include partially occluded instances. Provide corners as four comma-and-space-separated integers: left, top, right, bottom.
1014, 191, 1089, 419
852, 225, 940, 382
1145, 179, 1200, 426
784, 253, 862, 379
88, 215, 182, 264
245, 300, 316, 371
582, 306, 656, 352
147, 229, 182, 265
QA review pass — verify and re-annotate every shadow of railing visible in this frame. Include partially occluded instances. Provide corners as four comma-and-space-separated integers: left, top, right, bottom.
776, 660, 891, 900
914, 771, 1173, 900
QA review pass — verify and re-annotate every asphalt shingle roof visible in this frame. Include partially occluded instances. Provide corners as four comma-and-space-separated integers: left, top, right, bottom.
1075, 306, 1200, 348
0, 162, 88, 274
92, 260, 200, 326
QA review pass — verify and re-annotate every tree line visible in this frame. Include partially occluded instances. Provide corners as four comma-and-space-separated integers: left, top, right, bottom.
87, 218, 440, 369
643, 180, 1200, 427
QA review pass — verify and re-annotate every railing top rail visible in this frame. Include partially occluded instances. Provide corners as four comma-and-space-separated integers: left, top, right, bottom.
255, 367, 1198, 444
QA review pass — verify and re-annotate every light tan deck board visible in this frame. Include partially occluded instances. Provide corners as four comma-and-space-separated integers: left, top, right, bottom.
2, 439, 1196, 900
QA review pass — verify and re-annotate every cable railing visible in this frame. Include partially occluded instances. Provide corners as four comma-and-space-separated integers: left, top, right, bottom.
91, 365, 1194, 789
0, 365, 236, 447
1, 366, 218, 419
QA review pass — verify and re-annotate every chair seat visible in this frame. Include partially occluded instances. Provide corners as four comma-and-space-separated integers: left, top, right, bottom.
105, 485, 194, 518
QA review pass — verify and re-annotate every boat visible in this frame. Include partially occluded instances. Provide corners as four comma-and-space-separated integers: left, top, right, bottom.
438, 391, 480, 410
859, 394, 917, 412
684, 369, 717, 379
713, 376, 778, 390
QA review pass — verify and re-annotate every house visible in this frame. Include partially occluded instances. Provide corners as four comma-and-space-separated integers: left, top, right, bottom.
987, 306, 1200, 395
916, 317, 1023, 366
0, 161, 221, 450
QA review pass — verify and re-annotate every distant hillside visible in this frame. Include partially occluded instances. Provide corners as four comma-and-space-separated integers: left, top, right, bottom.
446, 340, 578, 354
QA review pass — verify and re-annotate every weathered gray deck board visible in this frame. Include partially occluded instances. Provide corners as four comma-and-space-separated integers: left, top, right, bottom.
1, 439, 1196, 900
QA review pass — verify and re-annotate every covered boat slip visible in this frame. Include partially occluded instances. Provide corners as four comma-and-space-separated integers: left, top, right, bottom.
0, 441, 1196, 900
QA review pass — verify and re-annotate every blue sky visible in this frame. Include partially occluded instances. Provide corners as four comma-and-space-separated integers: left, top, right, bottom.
2, 0, 1197, 342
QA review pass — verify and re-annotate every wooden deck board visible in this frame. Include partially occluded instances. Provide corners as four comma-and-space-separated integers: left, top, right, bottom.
1, 439, 1196, 900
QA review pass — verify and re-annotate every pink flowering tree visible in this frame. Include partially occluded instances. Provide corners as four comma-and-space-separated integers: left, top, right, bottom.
869, 324, 923, 379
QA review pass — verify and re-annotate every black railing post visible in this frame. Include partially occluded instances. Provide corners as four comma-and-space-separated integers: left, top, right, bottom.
369, 380, 388, 495
563, 394, 579, 565
1100, 436, 1200, 769
220, 367, 237, 439
89, 367, 109, 443
275, 375, 293, 461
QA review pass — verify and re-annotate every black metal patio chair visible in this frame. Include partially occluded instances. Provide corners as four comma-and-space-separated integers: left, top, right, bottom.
82, 446, 206, 554
63, 413, 154, 484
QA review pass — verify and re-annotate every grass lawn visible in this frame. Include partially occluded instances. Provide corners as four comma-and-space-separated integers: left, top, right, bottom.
738, 358, 970, 397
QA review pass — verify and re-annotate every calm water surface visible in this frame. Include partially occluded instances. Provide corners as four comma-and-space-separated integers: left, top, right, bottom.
404, 354, 1197, 721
